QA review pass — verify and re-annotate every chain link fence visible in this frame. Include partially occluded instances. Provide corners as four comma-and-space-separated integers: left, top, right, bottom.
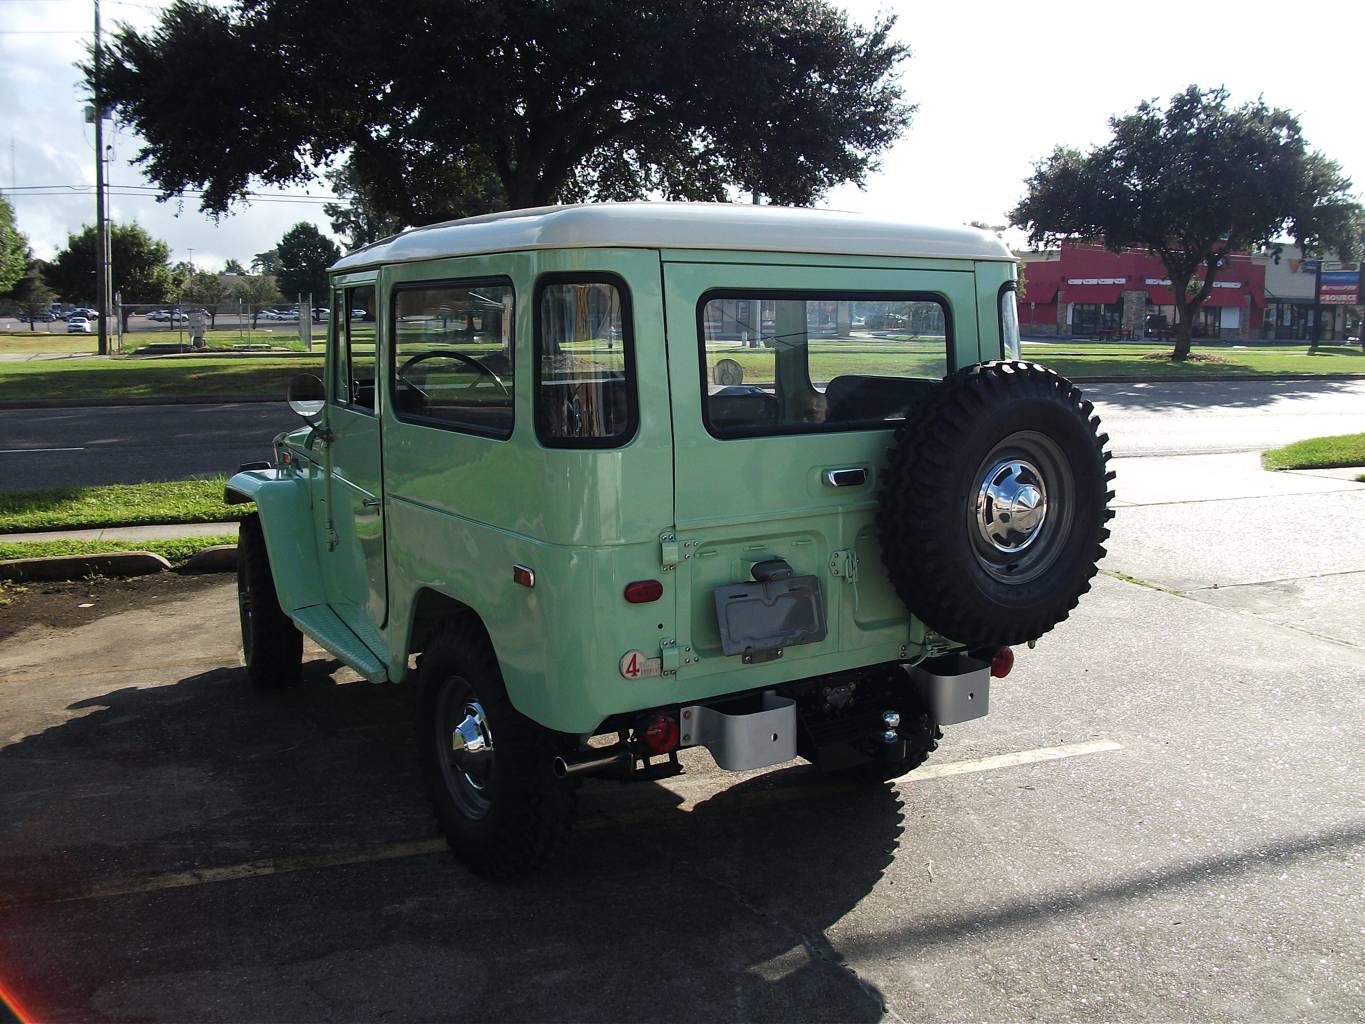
114, 297, 318, 353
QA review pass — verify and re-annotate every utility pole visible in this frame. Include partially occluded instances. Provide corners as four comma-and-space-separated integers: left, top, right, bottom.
93, 0, 111, 356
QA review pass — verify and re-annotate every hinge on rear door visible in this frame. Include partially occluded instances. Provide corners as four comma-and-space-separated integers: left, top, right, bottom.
829, 548, 859, 583
660, 533, 680, 572
660, 639, 683, 675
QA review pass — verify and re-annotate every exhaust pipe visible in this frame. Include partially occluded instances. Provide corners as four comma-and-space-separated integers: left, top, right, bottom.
553, 745, 632, 778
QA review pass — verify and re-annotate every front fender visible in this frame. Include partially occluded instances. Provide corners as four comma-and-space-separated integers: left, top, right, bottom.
226, 467, 325, 612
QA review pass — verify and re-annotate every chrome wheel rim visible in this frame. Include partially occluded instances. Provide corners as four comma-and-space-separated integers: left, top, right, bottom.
437, 677, 494, 819
968, 431, 1074, 586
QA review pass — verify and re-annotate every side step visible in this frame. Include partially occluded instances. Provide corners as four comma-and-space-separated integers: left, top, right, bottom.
290, 605, 388, 682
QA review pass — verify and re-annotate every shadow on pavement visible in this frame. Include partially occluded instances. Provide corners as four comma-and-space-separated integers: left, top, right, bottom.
1085, 377, 1358, 413
0, 658, 903, 1022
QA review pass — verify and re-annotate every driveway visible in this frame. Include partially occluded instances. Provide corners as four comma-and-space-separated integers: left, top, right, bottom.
1, 449, 1362, 1021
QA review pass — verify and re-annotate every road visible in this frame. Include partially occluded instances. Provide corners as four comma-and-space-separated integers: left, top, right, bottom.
0, 379, 1362, 489
0, 447, 1361, 1021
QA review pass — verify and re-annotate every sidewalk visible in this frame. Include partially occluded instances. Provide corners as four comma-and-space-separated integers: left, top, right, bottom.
2, 521, 238, 544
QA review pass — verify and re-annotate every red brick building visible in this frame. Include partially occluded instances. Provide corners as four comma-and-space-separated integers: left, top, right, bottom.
1018, 243, 1265, 340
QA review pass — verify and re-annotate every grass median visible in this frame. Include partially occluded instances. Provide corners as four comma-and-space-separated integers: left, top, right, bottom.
0, 477, 247, 533
0, 534, 237, 567
1261, 432, 1365, 472
0, 355, 323, 401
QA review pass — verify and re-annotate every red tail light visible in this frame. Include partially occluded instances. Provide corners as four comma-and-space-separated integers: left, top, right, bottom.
624, 579, 663, 604
990, 646, 1014, 678
642, 713, 679, 754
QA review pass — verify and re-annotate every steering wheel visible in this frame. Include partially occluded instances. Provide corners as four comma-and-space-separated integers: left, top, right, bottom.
396, 349, 511, 400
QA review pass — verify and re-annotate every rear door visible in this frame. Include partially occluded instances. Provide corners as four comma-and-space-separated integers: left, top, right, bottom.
661, 259, 977, 676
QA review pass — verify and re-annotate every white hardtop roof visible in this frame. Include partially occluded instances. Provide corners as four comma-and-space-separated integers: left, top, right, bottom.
330, 202, 1014, 272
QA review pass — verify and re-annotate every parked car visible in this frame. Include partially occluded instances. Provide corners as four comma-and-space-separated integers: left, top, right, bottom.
227, 204, 1114, 879
67, 317, 93, 333
312, 306, 330, 323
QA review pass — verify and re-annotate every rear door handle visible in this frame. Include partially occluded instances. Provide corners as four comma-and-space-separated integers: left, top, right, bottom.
363, 497, 381, 511
823, 467, 868, 487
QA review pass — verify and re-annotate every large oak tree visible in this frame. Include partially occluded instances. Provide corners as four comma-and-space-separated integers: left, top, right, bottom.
98, 0, 912, 225
1010, 86, 1362, 359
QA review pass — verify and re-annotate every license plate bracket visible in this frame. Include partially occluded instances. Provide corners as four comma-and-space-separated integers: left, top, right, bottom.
713, 575, 827, 659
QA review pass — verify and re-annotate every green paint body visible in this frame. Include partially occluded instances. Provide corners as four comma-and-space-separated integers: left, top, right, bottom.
229, 243, 1017, 733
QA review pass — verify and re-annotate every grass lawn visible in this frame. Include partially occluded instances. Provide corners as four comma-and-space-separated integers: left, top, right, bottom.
0, 334, 100, 356
0, 534, 237, 567
1261, 432, 1365, 471
0, 477, 248, 533
0, 355, 323, 400
0, 328, 315, 355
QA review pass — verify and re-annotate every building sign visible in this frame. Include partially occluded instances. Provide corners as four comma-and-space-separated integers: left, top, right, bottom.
1067, 278, 1125, 285
1143, 278, 1241, 288
1320, 267, 1361, 305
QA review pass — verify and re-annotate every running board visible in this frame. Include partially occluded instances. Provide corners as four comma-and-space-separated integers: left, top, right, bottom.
290, 605, 388, 682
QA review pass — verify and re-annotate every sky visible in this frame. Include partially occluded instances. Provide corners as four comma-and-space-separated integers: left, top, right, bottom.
2, 0, 1364, 269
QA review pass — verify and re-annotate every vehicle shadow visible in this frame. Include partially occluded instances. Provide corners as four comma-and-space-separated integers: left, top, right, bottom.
0, 659, 898, 1022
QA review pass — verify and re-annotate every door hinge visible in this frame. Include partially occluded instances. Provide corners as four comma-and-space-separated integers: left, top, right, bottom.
660, 639, 682, 675
660, 533, 680, 571
829, 548, 859, 583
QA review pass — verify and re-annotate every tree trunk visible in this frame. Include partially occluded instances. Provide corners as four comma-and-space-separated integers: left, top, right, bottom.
1171, 272, 1193, 361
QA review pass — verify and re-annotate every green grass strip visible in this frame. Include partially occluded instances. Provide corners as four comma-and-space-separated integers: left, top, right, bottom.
0, 534, 237, 567
0, 477, 248, 533
0, 355, 323, 401
1261, 433, 1365, 471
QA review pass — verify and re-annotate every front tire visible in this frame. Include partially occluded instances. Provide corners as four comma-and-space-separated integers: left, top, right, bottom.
416, 619, 576, 879
237, 513, 303, 690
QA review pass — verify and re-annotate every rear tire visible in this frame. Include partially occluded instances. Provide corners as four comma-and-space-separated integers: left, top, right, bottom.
416, 619, 576, 879
236, 513, 303, 690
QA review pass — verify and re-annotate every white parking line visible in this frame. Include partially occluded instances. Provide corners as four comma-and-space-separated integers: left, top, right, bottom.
0, 447, 85, 454
897, 739, 1124, 785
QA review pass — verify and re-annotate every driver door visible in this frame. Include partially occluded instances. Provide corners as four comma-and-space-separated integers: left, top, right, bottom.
323, 281, 387, 638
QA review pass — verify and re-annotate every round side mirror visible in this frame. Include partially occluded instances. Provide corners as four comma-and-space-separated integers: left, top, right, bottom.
287, 372, 326, 422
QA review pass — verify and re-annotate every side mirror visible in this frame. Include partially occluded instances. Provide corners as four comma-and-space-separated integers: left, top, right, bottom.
287, 372, 326, 423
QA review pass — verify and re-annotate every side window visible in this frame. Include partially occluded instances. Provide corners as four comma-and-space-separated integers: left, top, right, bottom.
535, 277, 636, 447
335, 285, 377, 413
699, 292, 951, 438
391, 279, 516, 439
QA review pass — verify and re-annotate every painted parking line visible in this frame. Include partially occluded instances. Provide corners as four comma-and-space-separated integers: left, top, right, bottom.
0, 447, 84, 454
0, 739, 1123, 910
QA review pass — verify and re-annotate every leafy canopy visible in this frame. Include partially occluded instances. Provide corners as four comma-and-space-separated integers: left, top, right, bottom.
1011, 86, 1362, 307
47, 222, 174, 304
0, 195, 30, 297
273, 223, 341, 301
99, 0, 912, 223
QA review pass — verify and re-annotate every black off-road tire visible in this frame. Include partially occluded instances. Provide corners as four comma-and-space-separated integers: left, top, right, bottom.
237, 512, 303, 690
416, 619, 577, 880
877, 360, 1114, 647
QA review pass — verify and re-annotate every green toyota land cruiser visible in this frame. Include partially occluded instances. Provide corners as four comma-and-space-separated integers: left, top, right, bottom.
227, 203, 1113, 878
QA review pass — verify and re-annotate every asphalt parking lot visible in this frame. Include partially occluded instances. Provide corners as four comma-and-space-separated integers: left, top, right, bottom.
1, 455, 1362, 1022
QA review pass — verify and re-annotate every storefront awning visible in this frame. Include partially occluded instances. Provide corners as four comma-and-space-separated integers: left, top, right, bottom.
1019, 285, 1056, 304
1146, 285, 1258, 308
1061, 284, 1122, 304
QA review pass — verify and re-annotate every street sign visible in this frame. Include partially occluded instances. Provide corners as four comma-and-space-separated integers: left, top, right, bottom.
1320, 268, 1361, 306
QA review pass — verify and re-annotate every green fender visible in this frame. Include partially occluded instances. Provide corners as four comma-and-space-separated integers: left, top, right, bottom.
226, 468, 326, 612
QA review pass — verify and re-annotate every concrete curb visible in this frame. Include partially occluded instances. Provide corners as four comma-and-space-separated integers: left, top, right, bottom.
181, 545, 238, 574
0, 550, 174, 582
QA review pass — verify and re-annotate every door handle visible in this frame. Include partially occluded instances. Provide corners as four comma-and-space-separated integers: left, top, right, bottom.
822, 467, 868, 487
363, 497, 381, 511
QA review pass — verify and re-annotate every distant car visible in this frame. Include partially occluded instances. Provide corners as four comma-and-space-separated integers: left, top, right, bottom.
256, 310, 282, 320
312, 306, 330, 323
352, 309, 369, 320
67, 317, 93, 334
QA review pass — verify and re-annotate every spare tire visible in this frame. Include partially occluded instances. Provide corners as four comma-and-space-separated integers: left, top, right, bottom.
877, 360, 1114, 647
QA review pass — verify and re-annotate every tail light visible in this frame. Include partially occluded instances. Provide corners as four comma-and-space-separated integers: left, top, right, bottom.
990, 646, 1015, 678
624, 580, 663, 604
641, 712, 679, 754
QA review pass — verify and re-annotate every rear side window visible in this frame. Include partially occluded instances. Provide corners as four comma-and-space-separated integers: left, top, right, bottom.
390, 279, 515, 439
535, 277, 636, 447
698, 292, 951, 438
